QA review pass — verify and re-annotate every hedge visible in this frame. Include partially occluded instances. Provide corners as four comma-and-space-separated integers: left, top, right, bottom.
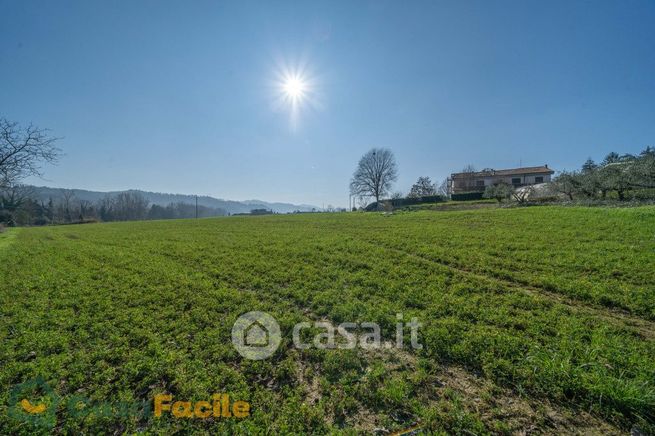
450, 192, 484, 201
365, 195, 446, 211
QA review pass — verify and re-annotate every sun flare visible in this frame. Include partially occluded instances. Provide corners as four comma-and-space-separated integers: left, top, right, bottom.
283, 76, 306, 100
272, 61, 320, 130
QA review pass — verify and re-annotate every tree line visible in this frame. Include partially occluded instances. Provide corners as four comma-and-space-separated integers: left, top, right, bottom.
0, 117, 231, 226
481, 148, 655, 203
0, 187, 228, 226
4, 116, 654, 224
552, 148, 655, 201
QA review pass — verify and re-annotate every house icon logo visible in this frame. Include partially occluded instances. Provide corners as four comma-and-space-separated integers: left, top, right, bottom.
8, 377, 59, 429
245, 320, 269, 347
231, 311, 281, 360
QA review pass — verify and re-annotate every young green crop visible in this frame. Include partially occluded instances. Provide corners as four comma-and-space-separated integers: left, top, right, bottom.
1, 206, 653, 434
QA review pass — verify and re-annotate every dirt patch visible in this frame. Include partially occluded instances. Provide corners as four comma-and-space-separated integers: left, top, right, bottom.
296, 359, 323, 407
436, 365, 624, 435
367, 343, 624, 434
290, 320, 624, 434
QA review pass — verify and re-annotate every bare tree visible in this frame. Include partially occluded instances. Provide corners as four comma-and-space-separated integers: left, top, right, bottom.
111, 192, 149, 221
78, 200, 94, 221
0, 184, 34, 226
0, 118, 61, 189
60, 189, 76, 223
437, 178, 449, 197
349, 148, 398, 204
459, 164, 478, 192
356, 196, 369, 210
408, 176, 437, 198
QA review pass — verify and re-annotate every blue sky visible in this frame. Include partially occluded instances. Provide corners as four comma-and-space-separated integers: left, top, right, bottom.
2, 0, 654, 207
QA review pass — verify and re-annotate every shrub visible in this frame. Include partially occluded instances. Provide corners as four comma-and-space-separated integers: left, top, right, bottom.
365, 195, 446, 211
483, 183, 513, 202
451, 192, 484, 201
529, 196, 560, 204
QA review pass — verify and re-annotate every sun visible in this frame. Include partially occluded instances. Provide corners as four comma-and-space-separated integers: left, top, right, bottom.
283, 76, 306, 101
271, 61, 320, 130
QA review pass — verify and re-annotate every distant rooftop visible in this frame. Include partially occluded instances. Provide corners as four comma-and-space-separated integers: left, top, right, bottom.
451, 165, 554, 178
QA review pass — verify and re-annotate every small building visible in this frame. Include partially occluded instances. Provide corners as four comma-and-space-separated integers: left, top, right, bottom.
448, 165, 554, 194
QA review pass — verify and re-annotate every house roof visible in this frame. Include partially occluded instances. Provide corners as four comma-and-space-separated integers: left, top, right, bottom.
451, 165, 554, 179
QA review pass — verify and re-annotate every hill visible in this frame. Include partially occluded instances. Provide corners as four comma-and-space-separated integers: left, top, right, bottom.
26, 185, 318, 214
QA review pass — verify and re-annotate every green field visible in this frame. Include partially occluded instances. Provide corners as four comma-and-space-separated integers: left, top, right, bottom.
1, 206, 654, 434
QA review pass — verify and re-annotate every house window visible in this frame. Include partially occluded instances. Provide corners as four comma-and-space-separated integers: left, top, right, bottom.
535, 176, 544, 183
511, 177, 521, 185
476, 180, 485, 187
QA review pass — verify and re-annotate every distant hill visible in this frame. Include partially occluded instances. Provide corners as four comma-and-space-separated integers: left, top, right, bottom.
27, 186, 318, 214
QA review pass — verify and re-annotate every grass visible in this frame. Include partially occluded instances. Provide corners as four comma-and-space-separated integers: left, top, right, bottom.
1, 206, 654, 434
0, 228, 17, 252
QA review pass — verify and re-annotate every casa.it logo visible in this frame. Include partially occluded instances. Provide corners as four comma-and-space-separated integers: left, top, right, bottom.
231, 311, 282, 360
8, 376, 59, 428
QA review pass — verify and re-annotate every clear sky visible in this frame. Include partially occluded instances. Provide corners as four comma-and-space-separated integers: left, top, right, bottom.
2, 0, 654, 207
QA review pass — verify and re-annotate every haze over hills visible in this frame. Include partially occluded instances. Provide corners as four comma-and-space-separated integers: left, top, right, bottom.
27, 186, 318, 214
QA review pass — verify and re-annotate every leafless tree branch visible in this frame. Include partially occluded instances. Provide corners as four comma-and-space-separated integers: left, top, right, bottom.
350, 148, 398, 204
0, 118, 61, 189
